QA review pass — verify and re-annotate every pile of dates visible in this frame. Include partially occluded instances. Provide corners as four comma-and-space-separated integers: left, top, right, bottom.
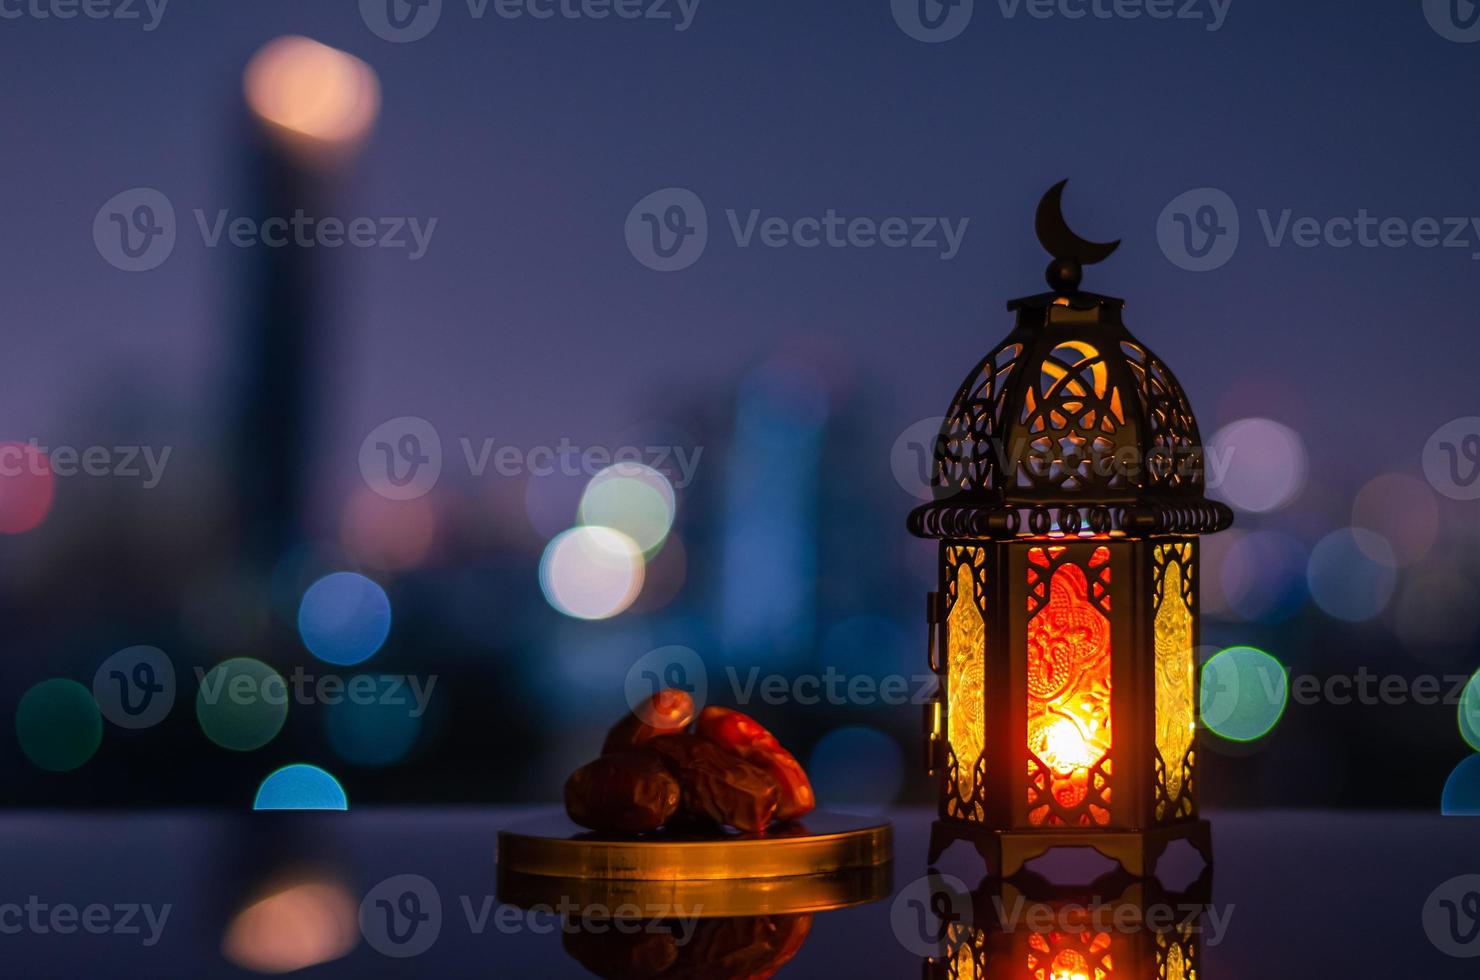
565, 691, 815, 834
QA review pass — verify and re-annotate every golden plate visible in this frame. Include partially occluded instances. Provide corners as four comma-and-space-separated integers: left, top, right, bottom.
497, 810, 893, 881
497, 863, 892, 918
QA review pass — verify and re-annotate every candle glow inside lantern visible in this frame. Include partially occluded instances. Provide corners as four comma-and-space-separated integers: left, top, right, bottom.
909, 183, 1232, 877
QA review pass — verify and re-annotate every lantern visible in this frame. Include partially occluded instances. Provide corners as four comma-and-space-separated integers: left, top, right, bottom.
909, 182, 1232, 878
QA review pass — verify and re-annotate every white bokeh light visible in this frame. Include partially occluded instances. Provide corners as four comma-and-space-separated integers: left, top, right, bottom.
1207, 417, 1308, 514
539, 526, 645, 620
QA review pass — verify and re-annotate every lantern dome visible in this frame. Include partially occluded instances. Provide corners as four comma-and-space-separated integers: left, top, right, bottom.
908, 188, 1233, 541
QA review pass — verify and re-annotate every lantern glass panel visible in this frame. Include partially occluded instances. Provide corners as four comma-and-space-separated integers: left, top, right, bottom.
946, 548, 987, 822
1154, 543, 1195, 816
1025, 545, 1113, 827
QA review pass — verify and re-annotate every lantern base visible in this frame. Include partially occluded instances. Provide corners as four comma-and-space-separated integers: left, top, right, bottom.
927, 818, 1211, 880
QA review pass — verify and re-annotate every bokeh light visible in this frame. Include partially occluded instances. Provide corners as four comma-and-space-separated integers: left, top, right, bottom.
523, 472, 587, 540
820, 615, 910, 680
630, 533, 687, 613
196, 658, 289, 751
1206, 418, 1307, 513
1351, 473, 1438, 567
243, 36, 380, 148
539, 526, 645, 620
253, 764, 349, 810
1459, 672, 1480, 754
297, 572, 392, 666
1213, 530, 1309, 623
326, 683, 423, 767
0, 441, 56, 534
1441, 755, 1480, 816
1395, 569, 1480, 661
222, 877, 358, 973
16, 679, 102, 771
1201, 646, 1288, 743
578, 463, 676, 555
340, 490, 437, 571
1307, 528, 1397, 622
806, 725, 904, 812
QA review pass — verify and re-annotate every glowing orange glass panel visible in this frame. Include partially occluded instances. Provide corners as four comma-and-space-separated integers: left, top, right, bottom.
1026, 551, 1112, 826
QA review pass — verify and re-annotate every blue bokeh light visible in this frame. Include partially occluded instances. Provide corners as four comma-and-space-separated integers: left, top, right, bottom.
1307, 528, 1397, 623
1442, 755, 1480, 816
253, 764, 349, 810
297, 572, 392, 666
325, 680, 424, 767
806, 725, 903, 813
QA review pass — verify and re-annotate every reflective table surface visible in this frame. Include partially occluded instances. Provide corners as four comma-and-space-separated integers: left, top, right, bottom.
3, 807, 1477, 977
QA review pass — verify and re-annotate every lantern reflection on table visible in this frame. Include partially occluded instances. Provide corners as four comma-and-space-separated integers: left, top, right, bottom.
909, 183, 1232, 878
921, 875, 1211, 980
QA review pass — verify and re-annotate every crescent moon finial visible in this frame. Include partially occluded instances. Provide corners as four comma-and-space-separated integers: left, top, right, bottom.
1035, 179, 1120, 274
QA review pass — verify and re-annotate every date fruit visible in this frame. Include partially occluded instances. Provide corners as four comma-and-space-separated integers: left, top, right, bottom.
647, 735, 780, 833
695, 706, 815, 821
603, 688, 696, 755
565, 751, 680, 834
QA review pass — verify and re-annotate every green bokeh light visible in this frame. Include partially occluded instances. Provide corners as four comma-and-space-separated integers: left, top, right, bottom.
578, 464, 676, 555
16, 679, 103, 771
1459, 671, 1480, 753
1200, 645, 1288, 743
196, 658, 288, 751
